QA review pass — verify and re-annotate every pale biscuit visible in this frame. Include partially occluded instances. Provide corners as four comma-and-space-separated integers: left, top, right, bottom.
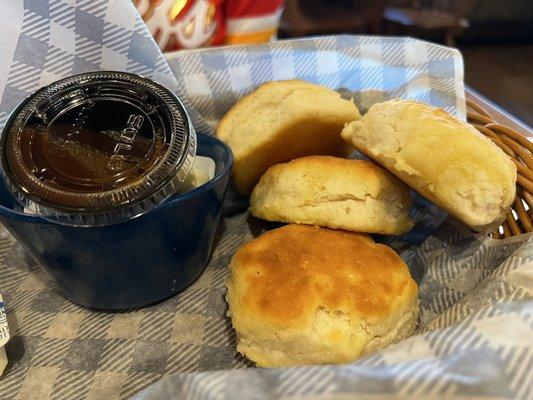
341, 99, 516, 231
216, 80, 361, 195
250, 156, 413, 234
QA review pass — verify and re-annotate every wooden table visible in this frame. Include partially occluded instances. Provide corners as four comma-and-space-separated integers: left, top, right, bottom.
466, 86, 532, 137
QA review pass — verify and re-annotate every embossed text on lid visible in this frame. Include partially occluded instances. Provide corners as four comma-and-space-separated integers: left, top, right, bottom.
0, 71, 196, 226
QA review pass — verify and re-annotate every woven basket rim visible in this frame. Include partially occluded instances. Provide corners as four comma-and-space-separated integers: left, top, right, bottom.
467, 99, 532, 239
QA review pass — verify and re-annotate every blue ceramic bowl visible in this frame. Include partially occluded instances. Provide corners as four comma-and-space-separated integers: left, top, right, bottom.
0, 133, 233, 310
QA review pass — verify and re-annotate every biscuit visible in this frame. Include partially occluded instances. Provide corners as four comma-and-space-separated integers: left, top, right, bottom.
226, 224, 419, 367
341, 99, 516, 231
250, 156, 413, 234
216, 80, 361, 194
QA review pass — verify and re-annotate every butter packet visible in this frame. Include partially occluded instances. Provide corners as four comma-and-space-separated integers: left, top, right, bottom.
179, 156, 216, 193
0, 294, 9, 376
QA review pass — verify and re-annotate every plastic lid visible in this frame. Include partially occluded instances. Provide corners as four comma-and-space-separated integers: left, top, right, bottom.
0, 71, 196, 226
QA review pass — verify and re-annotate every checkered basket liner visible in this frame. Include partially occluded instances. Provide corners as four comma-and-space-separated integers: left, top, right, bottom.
0, 1, 531, 399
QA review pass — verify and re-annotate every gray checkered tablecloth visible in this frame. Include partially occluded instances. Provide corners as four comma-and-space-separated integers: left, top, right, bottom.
2, 213, 532, 400
0, 1, 532, 399
0, 209, 261, 399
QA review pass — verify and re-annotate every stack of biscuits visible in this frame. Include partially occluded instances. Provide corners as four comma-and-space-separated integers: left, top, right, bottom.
216, 80, 517, 368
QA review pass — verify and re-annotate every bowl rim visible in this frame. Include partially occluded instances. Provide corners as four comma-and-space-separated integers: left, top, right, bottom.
0, 133, 233, 225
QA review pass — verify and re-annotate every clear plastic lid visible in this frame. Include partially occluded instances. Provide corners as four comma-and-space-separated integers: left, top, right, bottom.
0, 71, 196, 226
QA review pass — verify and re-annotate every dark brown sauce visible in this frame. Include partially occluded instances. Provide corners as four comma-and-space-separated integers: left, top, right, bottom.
6, 96, 170, 207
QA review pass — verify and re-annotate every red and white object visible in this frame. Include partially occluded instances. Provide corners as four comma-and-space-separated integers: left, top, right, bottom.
134, 0, 284, 51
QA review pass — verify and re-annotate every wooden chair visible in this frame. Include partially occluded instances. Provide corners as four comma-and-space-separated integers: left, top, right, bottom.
383, 0, 477, 46
279, 0, 386, 38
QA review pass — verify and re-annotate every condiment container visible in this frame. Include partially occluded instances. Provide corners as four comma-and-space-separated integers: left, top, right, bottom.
0, 72, 233, 309
0, 295, 8, 376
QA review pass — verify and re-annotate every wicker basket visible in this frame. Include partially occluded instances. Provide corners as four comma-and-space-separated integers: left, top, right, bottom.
467, 100, 532, 238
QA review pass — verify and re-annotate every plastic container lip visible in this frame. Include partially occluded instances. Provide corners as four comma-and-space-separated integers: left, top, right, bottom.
0, 71, 196, 227
0, 134, 233, 226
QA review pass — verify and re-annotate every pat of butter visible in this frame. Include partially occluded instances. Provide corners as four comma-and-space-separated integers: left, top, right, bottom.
0, 295, 9, 376
179, 156, 216, 193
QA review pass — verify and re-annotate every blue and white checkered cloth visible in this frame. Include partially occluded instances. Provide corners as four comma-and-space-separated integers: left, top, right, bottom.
165, 35, 466, 134
0, 0, 178, 131
0, 1, 531, 400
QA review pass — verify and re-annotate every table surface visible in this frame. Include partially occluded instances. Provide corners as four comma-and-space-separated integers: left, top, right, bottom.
465, 86, 532, 137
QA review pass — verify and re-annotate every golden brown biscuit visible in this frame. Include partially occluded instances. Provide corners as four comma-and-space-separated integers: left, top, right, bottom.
341, 99, 516, 231
216, 80, 361, 195
226, 224, 419, 367
250, 156, 413, 234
